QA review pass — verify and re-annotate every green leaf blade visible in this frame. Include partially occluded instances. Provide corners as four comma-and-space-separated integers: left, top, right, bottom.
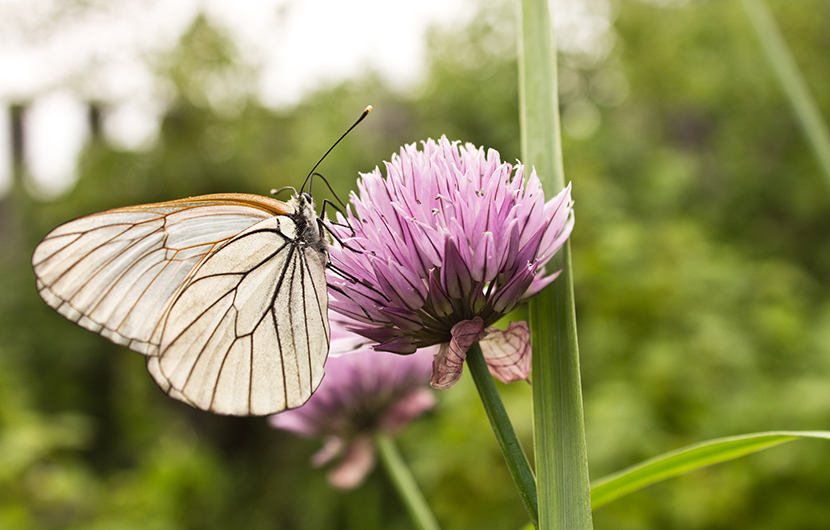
517, 0, 593, 528
741, 0, 830, 188
591, 431, 830, 509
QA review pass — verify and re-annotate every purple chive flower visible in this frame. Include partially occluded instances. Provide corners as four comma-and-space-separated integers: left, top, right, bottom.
270, 318, 435, 490
327, 136, 574, 389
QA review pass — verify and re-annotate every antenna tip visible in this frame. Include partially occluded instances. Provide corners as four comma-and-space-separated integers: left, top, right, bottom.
364, 105, 373, 114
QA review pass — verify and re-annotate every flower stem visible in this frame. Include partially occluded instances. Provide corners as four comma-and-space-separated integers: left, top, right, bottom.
517, 0, 593, 528
466, 342, 539, 528
375, 433, 442, 530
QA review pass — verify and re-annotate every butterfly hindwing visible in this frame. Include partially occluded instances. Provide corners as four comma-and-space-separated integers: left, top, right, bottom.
153, 215, 329, 415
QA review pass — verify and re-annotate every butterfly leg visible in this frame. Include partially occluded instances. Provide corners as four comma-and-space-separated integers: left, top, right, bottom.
325, 261, 390, 302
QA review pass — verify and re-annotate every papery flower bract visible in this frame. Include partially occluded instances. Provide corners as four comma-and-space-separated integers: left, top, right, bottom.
328, 136, 574, 389
270, 319, 435, 490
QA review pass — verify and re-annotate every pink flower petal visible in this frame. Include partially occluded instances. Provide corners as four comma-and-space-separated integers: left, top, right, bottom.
327, 435, 376, 490
430, 317, 485, 389
440, 237, 473, 299
427, 269, 453, 318
352, 325, 404, 345
381, 307, 424, 332
479, 321, 532, 384
381, 388, 437, 433
429, 344, 458, 390
311, 436, 345, 467
471, 231, 497, 282
270, 409, 321, 438
522, 269, 561, 300
375, 335, 420, 354
491, 264, 536, 314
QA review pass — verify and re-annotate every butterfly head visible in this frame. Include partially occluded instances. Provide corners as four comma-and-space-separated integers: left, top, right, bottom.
292, 190, 316, 217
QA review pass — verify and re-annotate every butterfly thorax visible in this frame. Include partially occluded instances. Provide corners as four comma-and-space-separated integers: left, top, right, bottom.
287, 193, 327, 256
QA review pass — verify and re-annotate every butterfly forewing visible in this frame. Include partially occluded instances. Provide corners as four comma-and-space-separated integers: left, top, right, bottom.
33, 193, 331, 416
33, 195, 289, 352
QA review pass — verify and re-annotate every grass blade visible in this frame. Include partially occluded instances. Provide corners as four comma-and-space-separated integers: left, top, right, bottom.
591, 430, 830, 509
518, 431, 830, 529
741, 0, 830, 188
517, 0, 593, 528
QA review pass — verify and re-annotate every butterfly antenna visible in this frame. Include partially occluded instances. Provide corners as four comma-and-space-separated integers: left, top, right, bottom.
301, 105, 372, 195
271, 185, 296, 197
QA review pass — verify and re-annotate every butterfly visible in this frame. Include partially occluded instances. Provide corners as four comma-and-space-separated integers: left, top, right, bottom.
31, 106, 371, 417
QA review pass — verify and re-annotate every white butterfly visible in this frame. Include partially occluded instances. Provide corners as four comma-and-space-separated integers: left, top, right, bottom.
32, 191, 331, 416
32, 107, 371, 416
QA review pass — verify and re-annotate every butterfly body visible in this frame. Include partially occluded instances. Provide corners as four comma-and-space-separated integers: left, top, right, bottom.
32, 192, 330, 416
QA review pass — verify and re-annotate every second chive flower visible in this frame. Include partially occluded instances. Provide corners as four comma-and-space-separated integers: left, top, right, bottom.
328, 137, 574, 389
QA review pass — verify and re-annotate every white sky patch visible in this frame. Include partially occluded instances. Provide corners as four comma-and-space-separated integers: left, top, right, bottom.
103, 101, 164, 152
0, 106, 10, 196
552, 0, 616, 64
0, 0, 475, 107
240, 0, 477, 107
637, 0, 689, 7
0, 0, 197, 101
24, 91, 88, 200
0, 0, 615, 199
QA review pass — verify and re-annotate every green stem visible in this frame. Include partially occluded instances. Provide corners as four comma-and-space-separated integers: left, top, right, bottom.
517, 0, 593, 528
375, 433, 442, 530
741, 0, 830, 188
466, 343, 539, 528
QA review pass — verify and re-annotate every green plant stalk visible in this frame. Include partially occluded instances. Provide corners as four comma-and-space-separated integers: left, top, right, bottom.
741, 0, 830, 188
375, 433, 442, 530
516, 0, 593, 528
466, 343, 538, 528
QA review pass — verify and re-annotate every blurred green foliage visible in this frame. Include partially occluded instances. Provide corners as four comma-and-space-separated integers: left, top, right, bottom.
2, 0, 830, 528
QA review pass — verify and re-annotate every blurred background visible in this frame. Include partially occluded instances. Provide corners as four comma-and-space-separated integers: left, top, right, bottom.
2, 0, 830, 528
